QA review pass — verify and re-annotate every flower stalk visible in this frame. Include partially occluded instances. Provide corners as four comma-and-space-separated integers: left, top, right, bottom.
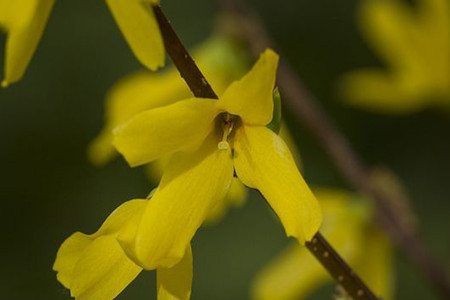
152, 4, 380, 300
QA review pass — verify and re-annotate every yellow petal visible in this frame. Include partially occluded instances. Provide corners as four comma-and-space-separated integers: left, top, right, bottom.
339, 69, 426, 113
157, 245, 193, 300
95, 199, 148, 236
204, 177, 248, 224
194, 36, 249, 95
54, 200, 146, 290
359, 0, 422, 69
70, 235, 142, 300
422, 0, 450, 44
53, 232, 93, 288
357, 227, 394, 299
252, 189, 366, 300
119, 132, 234, 269
233, 125, 322, 244
145, 155, 171, 183
252, 243, 328, 300
113, 98, 218, 167
105, 0, 164, 71
0, 0, 55, 86
420, 0, 450, 97
88, 70, 192, 165
278, 122, 302, 170
217, 49, 279, 126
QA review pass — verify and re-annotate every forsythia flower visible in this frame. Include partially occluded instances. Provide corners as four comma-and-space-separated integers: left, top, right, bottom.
54, 199, 193, 300
0, 0, 164, 87
113, 49, 322, 269
89, 36, 247, 167
89, 36, 250, 223
252, 189, 394, 300
0, 0, 55, 87
339, 0, 450, 113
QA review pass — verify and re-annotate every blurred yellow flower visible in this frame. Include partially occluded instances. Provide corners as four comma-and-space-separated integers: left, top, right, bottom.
252, 189, 394, 300
339, 0, 450, 113
0, 0, 164, 87
0, 0, 55, 87
113, 49, 322, 270
54, 199, 193, 300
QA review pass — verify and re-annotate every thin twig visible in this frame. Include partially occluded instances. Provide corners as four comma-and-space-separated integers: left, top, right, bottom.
153, 5, 380, 300
219, 0, 450, 298
306, 233, 378, 300
153, 6, 217, 99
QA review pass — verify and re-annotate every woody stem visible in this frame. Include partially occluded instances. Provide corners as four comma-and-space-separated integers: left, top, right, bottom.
153, 4, 380, 300
306, 233, 379, 300
152, 5, 217, 99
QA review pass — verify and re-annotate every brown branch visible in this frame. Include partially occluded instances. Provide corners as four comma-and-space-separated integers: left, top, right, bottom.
306, 233, 379, 300
219, 0, 450, 298
153, 4, 380, 300
153, 6, 217, 99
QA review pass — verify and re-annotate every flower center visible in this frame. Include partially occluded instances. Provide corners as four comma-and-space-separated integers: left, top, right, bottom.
217, 113, 234, 151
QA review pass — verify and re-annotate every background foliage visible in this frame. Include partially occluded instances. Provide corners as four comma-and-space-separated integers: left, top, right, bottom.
0, 0, 448, 299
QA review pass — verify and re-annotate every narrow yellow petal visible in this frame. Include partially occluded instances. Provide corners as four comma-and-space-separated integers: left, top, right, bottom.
145, 155, 171, 183
53, 232, 93, 288
252, 243, 328, 300
279, 122, 302, 170
420, 0, 450, 97
252, 190, 366, 300
119, 132, 234, 269
105, 0, 164, 70
357, 227, 394, 299
88, 70, 192, 165
194, 36, 249, 96
54, 200, 146, 292
359, 0, 422, 69
217, 49, 279, 126
95, 199, 148, 236
204, 177, 248, 224
233, 125, 322, 244
226, 177, 248, 207
70, 235, 142, 300
421, 0, 450, 43
1, 0, 55, 86
157, 245, 193, 300
339, 69, 426, 113
113, 98, 218, 167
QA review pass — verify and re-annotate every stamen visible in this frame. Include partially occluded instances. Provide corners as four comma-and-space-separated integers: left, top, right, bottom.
218, 115, 234, 151
218, 141, 229, 150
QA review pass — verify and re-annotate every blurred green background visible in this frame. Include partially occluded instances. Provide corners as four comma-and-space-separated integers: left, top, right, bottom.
0, 0, 449, 299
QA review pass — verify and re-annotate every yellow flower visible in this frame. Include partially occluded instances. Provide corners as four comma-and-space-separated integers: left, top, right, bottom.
89, 36, 251, 224
0, 0, 164, 87
53, 199, 193, 300
339, 0, 450, 113
251, 189, 394, 300
0, 0, 55, 87
113, 49, 322, 270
